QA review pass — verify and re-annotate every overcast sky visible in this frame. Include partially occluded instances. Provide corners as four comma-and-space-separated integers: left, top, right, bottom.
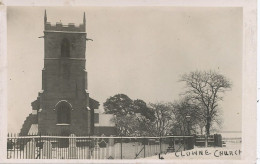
7, 7, 242, 133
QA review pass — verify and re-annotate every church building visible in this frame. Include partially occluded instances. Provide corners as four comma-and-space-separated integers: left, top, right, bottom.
20, 11, 116, 136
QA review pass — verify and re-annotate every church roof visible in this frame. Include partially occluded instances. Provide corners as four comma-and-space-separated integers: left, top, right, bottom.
98, 114, 115, 127
89, 97, 100, 110
28, 124, 38, 135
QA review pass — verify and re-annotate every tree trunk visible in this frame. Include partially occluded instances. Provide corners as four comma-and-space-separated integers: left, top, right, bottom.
206, 122, 210, 135
205, 116, 211, 147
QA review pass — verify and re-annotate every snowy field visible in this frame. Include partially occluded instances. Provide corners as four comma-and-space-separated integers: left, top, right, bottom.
143, 142, 241, 160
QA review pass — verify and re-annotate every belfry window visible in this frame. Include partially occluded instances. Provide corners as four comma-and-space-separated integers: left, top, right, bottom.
56, 101, 71, 124
61, 38, 70, 57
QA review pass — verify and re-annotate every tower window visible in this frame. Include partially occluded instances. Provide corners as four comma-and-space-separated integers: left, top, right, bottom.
56, 101, 71, 124
61, 38, 70, 57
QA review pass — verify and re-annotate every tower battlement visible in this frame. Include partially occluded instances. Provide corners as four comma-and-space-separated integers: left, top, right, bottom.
44, 10, 86, 32
45, 22, 86, 32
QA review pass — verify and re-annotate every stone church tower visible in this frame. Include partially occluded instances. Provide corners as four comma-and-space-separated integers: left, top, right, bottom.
20, 11, 116, 137
27, 11, 99, 136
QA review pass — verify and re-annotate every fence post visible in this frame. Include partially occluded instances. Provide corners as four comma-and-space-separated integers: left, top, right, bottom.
193, 134, 196, 148
143, 138, 145, 158
14, 133, 16, 159
159, 136, 161, 154
219, 134, 223, 147
173, 137, 175, 152
183, 135, 185, 151
39, 133, 42, 159
205, 134, 208, 147
88, 135, 91, 159
120, 136, 123, 159
7, 133, 9, 159
68, 134, 77, 159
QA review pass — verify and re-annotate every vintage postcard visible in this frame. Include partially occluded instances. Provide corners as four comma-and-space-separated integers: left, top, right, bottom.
0, 0, 257, 163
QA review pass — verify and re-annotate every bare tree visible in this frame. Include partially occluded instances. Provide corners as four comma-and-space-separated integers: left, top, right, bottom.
136, 115, 157, 136
171, 96, 203, 135
180, 70, 231, 146
112, 114, 139, 136
149, 103, 173, 136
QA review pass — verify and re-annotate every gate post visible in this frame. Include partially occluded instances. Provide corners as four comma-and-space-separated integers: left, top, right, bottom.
68, 134, 77, 159
143, 138, 146, 158
120, 136, 122, 159
159, 136, 162, 154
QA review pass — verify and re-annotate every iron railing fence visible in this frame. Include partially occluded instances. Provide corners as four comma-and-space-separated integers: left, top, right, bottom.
7, 134, 194, 159
222, 137, 242, 143
194, 134, 223, 147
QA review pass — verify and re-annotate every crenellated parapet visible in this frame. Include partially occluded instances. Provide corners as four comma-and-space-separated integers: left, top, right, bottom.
44, 10, 86, 32
45, 22, 86, 32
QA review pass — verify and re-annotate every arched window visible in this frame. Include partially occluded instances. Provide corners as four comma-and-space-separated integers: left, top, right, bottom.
56, 101, 71, 124
61, 38, 70, 57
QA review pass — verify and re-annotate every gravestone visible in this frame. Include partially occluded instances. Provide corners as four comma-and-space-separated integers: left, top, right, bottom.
99, 134, 107, 148
68, 134, 77, 159
108, 135, 114, 159
42, 141, 52, 159
108, 136, 114, 146
25, 139, 36, 159
99, 140, 107, 148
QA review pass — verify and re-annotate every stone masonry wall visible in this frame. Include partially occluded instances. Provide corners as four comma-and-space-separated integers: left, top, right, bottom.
37, 26, 91, 135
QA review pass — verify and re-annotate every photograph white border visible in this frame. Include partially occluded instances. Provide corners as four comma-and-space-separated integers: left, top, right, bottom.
0, 0, 256, 163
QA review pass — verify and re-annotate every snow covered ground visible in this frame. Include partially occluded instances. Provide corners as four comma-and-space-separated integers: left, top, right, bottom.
143, 142, 241, 160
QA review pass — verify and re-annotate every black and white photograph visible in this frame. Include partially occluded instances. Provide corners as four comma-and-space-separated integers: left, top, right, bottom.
0, 1, 257, 163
